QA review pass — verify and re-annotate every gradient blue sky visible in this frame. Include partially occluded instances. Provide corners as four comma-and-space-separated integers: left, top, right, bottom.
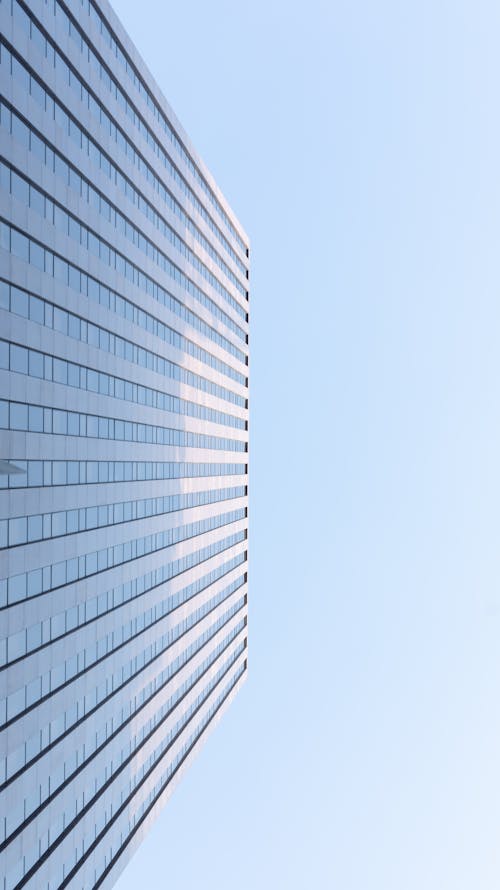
111, 1, 500, 887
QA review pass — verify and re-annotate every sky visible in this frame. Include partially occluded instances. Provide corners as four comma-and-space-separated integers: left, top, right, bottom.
111, 1, 500, 888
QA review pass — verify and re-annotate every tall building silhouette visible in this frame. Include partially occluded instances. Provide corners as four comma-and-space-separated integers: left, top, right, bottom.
0, 2, 249, 887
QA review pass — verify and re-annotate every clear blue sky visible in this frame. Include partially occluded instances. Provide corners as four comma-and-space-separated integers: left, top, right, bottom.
112, 1, 500, 887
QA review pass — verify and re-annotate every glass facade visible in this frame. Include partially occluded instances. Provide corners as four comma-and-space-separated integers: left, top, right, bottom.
0, 0, 249, 887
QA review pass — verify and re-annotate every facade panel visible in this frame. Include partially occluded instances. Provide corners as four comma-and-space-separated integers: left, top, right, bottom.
0, 1, 249, 887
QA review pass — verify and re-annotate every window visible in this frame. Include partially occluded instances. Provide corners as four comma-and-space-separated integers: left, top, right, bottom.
53, 307, 68, 334
53, 411, 67, 435
67, 413, 79, 436
67, 463, 79, 484
52, 512, 66, 537
53, 256, 68, 284
28, 515, 42, 542
28, 406, 43, 432
29, 241, 44, 271
52, 462, 66, 484
28, 351, 43, 379
53, 358, 67, 384
11, 229, 29, 261
10, 403, 28, 430
29, 295, 44, 324
10, 287, 28, 320
27, 462, 43, 487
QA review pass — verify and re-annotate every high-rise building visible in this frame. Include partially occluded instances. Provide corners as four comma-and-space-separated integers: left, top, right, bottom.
0, 1, 249, 887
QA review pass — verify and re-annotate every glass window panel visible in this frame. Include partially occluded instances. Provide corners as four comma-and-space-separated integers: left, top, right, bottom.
11, 171, 29, 205
8, 573, 26, 603
67, 510, 78, 533
52, 462, 66, 484
53, 307, 68, 334
30, 130, 45, 162
67, 412, 79, 436
28, 462, 43, 487
53, 255, 68, 284
29, 186, 45, 218
87, 323, 99, 347
29, 295, 44, 324
0, 342, 8, 369
68, 265, 81, 293
10, 403, 28, 430
51, 561, 66, 588
28, 406, 43, 432
86, 552, 97, 574
11, 286, 28, 318
29, 241, 44, 271
67, 558, 78, 582
9, 516, 26, 546
52, 411, 67, 435
67, 462, 79, 484
28, 351, 43, 379
87, 416, 98, 437
53, 359, 67, 384
28, 515, 43, 542
8, 629, 25, 660
52, 512, 66, 536
27, 620, 42, 651
0, 281, 8, 310
68, 314, 80, 339
10, 229, 29, 261
0, 222, 10, 251
67, 363, 79, 388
